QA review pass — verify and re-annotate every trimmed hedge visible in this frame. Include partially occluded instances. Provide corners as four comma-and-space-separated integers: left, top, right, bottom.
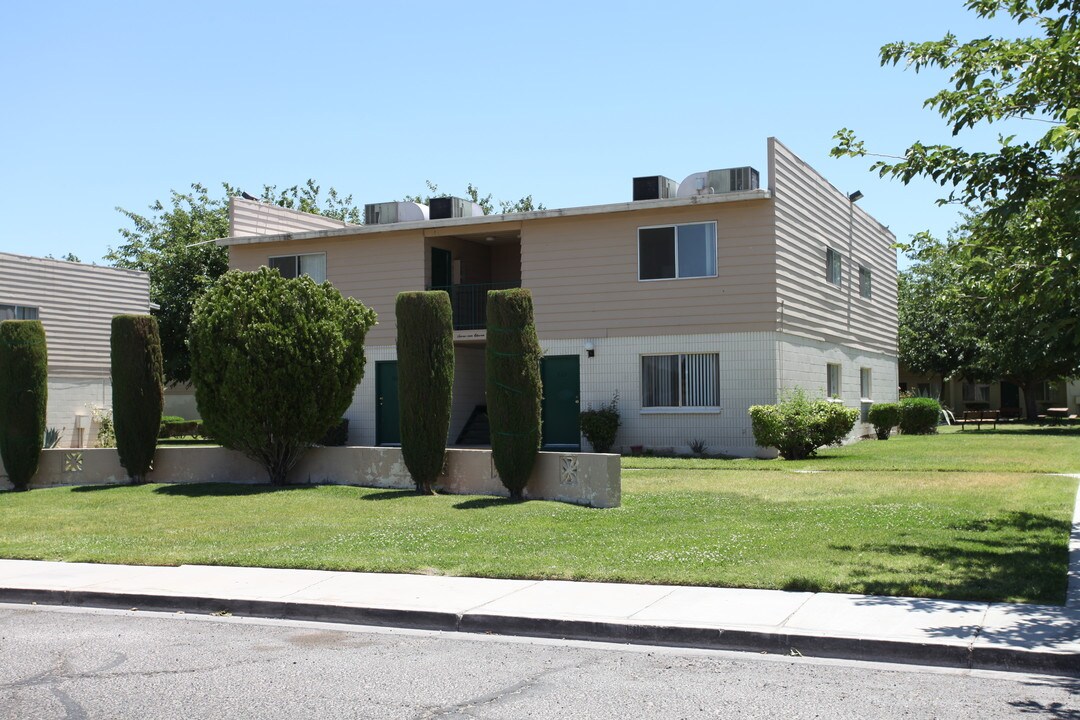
749, 389, 859, 460
318, 418, 349, 447
111, 315, 164, 484
486, 288, 542, 500
396, 291, 454, 494
900, 397, 941, 435
159, 419, 204, 439
0, 321, 48, 491
868, 402, 902, 440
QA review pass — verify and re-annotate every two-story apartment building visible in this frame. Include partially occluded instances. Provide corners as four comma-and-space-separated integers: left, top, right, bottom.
221, 138, 898, 456
0, 253, 152, 448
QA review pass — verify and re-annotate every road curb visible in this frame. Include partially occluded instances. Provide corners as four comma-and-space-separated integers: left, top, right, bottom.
3, 587, 1077, 677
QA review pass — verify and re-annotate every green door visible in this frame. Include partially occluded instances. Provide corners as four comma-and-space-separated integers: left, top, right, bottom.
375, 361, 400, 446
541, 355, 580, 450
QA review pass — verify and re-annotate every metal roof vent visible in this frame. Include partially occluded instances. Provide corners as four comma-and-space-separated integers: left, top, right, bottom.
363, 201, 429, 225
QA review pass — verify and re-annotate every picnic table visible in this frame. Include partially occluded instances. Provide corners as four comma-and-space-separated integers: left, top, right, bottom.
957, 409, 999, 430
1040, 407, 1072, 425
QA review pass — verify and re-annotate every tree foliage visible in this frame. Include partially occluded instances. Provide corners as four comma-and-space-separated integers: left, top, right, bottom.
0, 321, 47, 491
108, 181, 362, 385
396, 291, 454, 495
404, 181, 545, 215
189, 268, 376, 485
486, 289, 542, 500
111, 315, 164, 484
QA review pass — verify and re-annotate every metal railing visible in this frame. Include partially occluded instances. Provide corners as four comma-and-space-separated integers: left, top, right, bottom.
425, 281, 522, 330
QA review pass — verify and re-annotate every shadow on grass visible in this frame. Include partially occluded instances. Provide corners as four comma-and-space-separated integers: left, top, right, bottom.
453, 496, 519, 510
71, 483, 132, 493
946, 426, 1080, 437
153, 483, 317, 498
359, 489, 417, 501
827, 509, 1070, 605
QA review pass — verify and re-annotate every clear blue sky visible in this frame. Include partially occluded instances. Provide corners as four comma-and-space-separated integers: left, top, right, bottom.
0, 1, 1032, 265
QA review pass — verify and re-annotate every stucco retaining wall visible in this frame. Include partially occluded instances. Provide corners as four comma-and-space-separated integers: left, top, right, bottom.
1, 446, 620, 508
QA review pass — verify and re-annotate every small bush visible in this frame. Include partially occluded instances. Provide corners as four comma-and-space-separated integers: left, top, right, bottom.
318, 418, 349, 447
580, 392, 620, 453
0, 320, 48, 490
44, 427, 63, 449
159, 419, 202, 439
749, 389, 859, 460
89, 405, 116, 448
868, 402, 902, 440
687, 438, 709, 457
899, 397, 941, 435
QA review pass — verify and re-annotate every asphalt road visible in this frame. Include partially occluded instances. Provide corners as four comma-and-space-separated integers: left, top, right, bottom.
1, 604, 1076, 719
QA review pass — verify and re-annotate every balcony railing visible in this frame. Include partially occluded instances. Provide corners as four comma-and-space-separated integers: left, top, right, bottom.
426, 281, 522, 331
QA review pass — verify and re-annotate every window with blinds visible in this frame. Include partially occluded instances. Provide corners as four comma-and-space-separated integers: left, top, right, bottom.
641, 353, 720, 408
268, 253, 327, 283
0, 304, 39, 321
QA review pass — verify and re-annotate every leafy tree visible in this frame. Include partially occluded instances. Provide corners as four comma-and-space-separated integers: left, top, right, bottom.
0, 321, 47, 491
111, 315, 164, 484
108, 181, 362, 385
404, 181, 544, 215
189, 268, 376, 485
396, 291, 454, 494
486, 289, 542, 500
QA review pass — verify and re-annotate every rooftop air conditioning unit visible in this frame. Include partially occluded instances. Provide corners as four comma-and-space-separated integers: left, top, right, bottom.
428, 196, 485, 220
364, 201, 429, 225
676, 167, 761, 197
632, 175, 679, 201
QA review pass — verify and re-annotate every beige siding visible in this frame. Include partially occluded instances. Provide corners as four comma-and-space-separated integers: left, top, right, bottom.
228, 231, 425, 346
229, 198, 354, 237
0, 253, 150, 376
521, 202, 777, 340
768, 138, 897, 354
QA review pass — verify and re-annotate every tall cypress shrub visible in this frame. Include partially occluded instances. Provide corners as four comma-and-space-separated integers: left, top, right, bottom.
0, 321, 48, 491
485, 289, 542, 500
396, 291, 454, 495
111, 315, 164, 484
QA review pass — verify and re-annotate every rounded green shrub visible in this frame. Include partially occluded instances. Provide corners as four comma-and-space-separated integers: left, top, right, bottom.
189, 268, 376, 485
899, 397, 941, 434
867, 402, 902, 440
396, 291, 454, 494
0, 321, 48, 491
486, 288, 542, 500
580, 391, 620, 453
111, 315, 164, 484
748, 389, 859, 460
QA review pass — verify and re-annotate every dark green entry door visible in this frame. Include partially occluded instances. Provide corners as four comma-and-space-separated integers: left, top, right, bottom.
431, 247, 452, 290
541, 355, 580, 450
376, 361, 400, 446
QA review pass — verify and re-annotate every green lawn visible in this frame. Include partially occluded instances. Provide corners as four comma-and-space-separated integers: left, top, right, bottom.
1, 424, 1076, 604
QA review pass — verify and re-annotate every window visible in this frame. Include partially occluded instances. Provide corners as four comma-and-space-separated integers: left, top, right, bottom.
826, 248, 842, 285
641, 353, 720, 408
0, 304, 39, 321
268, 253, 327, 283
962, 383, 991, 404
859, 266, 872, 298
638, 222, 717, 280
860, 368, 872, 400
827, 363, 842, 398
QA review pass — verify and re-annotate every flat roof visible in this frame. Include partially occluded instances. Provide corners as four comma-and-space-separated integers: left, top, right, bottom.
217, 189, 772, 247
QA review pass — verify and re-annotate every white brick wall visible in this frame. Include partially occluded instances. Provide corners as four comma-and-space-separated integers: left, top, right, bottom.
46, 375, 111, 448
345, 332, 898, 455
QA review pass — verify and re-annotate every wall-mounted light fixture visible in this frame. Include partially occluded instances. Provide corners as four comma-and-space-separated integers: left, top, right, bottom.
848, 190, 864, 203
584, 341, 595, 358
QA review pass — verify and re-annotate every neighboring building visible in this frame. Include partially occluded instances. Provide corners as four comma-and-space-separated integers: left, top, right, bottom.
220, 138, 898, 456
0, 253, 151, 448
899, 370, 1079, 419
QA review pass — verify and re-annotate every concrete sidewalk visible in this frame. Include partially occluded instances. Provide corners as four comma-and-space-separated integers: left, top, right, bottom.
1, 559, 1078, 676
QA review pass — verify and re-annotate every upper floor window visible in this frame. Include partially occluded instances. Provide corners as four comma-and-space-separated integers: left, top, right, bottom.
859, 265, 872, 298
638, 222, 717, 281
826, 248, 842, 285
0, 304, 39, 321
641, 353, 720, 409
268, 253, 326, 283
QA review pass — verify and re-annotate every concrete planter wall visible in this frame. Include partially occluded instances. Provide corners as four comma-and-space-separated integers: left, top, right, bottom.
1, 446, 621, 508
